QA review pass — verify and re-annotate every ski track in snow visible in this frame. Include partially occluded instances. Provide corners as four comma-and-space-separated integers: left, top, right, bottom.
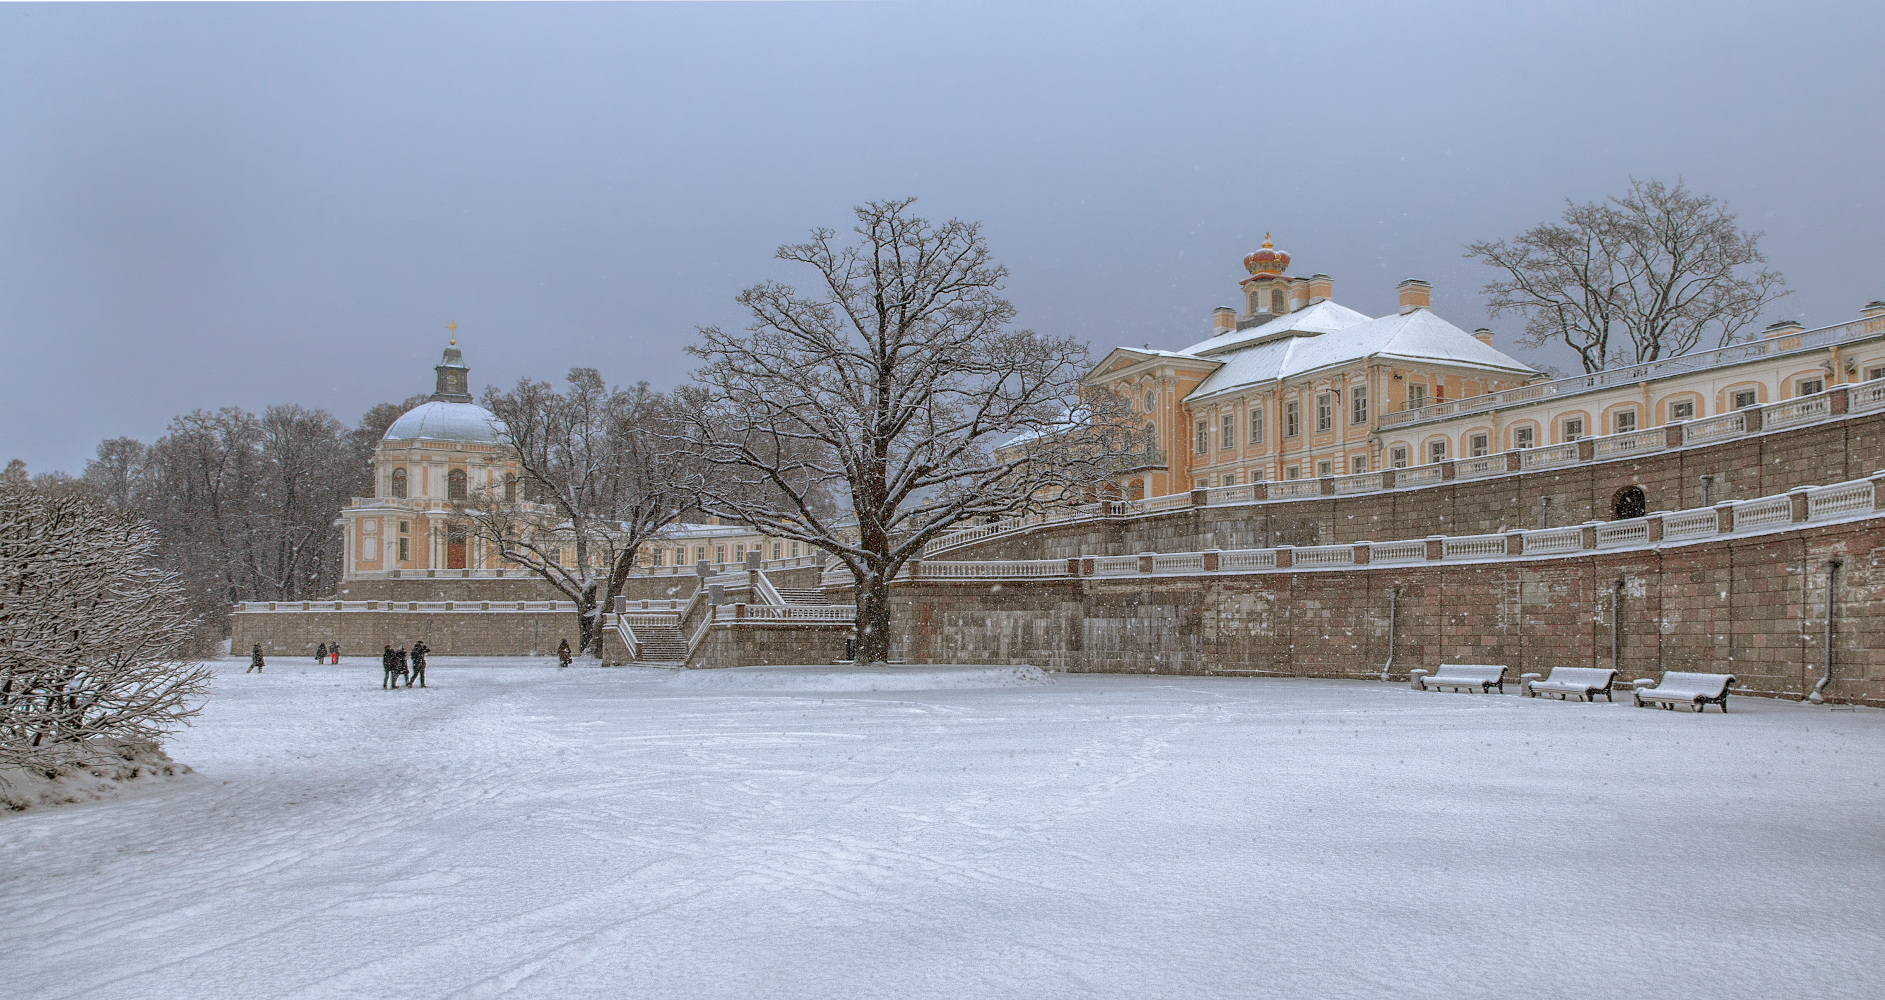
4, 658, 1883, 999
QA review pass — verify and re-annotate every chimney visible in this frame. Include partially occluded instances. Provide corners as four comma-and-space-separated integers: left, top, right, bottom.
1473, 327, 1494, 346
1211, 306, 1235, 334
1290, 277, 1310, 311
1307, 273, 1333, 304
1763, 319, 1805, 339
1863, 300, 1885, 320
1396, 278, 1432, 315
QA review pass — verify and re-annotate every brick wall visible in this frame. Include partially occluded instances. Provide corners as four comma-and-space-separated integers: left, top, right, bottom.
682, 623, 854, 669
889, 516, 1885, 704
948, 408, 1885, 560
231, 610, 583, 658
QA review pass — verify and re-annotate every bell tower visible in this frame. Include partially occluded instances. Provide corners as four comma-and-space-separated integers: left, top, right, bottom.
432, 333, 473, 403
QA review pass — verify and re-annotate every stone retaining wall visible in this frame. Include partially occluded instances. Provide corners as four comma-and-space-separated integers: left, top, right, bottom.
231, 610, 583, 658
947, 405, 1885, 560
889, 516, 1885, 704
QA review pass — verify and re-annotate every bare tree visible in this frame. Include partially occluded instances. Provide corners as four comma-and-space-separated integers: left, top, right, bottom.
1467, 178, 1787, 373
461, 372, 698, 654
684, 198, 1128, 664
0, 487, 209, 768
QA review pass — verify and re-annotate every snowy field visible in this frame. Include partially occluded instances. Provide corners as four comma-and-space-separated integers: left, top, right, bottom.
6, 658, 1882, 999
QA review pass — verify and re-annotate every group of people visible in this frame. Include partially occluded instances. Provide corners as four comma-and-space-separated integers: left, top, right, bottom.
313, 642, 341, 664
381, 641, 429, 689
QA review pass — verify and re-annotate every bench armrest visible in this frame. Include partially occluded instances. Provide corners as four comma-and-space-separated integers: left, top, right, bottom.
1630, 678, 1657, 689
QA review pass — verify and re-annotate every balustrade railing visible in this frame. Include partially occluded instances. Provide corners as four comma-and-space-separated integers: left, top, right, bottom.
1660, 509, 1719, 540
1593, 428, 1666, 460
1441, 536, 1507, 560
1367, 540, 1428, 563
1731, 496, 1794, 532
1763, 395, 1832, 430
1292, 545, 1354, 568
1520, 443, 1580, 470
1681, 412, 1745, 445
1453, 455, 1505, 479
1595, 521, 1650, 548
1521, 526, 1583, 555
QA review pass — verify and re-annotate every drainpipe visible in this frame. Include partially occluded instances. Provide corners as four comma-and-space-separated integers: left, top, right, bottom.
1380, 588, 1398, 682
1809, 559, 1841, 704
1610, 580, 1624, 670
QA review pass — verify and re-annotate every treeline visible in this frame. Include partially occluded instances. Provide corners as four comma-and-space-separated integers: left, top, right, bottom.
3, 393, 426, 644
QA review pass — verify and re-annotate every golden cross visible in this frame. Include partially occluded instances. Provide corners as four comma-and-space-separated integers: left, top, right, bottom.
447, 320, 457, 346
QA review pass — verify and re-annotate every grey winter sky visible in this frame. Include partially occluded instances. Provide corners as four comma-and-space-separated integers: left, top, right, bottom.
3, 1, 1882, 475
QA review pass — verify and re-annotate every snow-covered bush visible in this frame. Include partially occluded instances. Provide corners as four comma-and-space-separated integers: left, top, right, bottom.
0, 486, 209, 769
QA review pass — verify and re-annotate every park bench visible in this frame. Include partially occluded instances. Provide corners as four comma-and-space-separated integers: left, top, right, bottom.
1631, 672, 1736, 712
1521, 666, 1618, 702
1411, 664, 1508, 694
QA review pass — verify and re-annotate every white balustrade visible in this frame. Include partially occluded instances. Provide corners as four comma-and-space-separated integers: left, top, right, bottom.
1291, 545, 1354, 568
1441, 536, 1507, 560
1453, 455, 1506, 479
1847, 377, 1885, 414
1366, 540, 1428, 563
1594, 429, 1666, 460
1217, 549, 1278, 571
1203, 483, 1257, 504
1149, 552, 1208, 574
1682, 412, 1744, 445
1763, 394, 1831, 429
1522, 527, 1583, 555
1731, 497, 1793, 531
1267, 480, 1323, 499
1660, 509, 1719, 540
1332, 473, 1381, 494
1090, 555, 1143, 576
1808, 481, 1874, 519
1520, 444, 1579, 470
1395, 465, 1444, 487
1594, 520, 1650, 548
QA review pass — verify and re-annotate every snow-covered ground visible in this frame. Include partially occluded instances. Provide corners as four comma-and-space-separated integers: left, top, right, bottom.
6, 658, 1882, 999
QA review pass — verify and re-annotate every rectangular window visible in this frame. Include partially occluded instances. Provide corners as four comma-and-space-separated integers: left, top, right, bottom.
1196, 420, 1209, 454
1870, 367, 1885, 382
1351, 455, 1368, 474
1285, 400, 1300, 437
1732, 390, 1758, 409
715, 545, 726, 564
1249, 406, 1264, 444
1390, 447, 1408, 469
1614, 410, 1637, 434
1249, 468, 1266, 482
1316, 393, 1332, 432
1195, 479, 1207, 490
1797, 378, 1823, 397
1470, 433, 1489, 457
1222, 474, 1237, 487
398, 537, 410, 562
1285, 466, 1300, 480
1221, 413, 1235, 450
1564, 418, 1585, 441
1317, 460, 1332, 477
790, 541, 800, 557
1428, 440, 1447, 464
1406, 384, 1427, 410
1670, 400, 1694, 421
772, 542, 783, 560
1351, 387, 1368, 425
1514, 426, 1535, 450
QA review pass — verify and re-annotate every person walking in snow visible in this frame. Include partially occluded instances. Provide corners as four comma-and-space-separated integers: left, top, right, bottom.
395, 645, 410, 688
315, 642, 327, 664
249, 644, 265, 673
382, 644, 397, 689
409, 640, 428, 688
557, 638, 572, 668
330, 641, 340, 664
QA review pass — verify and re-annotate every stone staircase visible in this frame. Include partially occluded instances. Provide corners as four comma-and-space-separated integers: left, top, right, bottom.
629, 622, 688, 664
773, 586, 831, 606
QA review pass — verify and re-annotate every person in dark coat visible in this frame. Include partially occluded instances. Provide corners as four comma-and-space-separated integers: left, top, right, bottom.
557, 638, 572, 668
330, 641, 340, 664
315, 642, 327, 664
382, 644, 397, 689
249, 644, 265, 673
409, 640, 428, 688
395, 646, 410, 688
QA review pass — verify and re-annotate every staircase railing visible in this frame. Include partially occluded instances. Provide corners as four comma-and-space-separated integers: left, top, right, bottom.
751, 570, 788, 607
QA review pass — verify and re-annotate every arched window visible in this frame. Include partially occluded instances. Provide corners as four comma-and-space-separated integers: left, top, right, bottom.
390, 468, 408, 499
1613, 486, 1647, 520
447, 469, 467, 500
503, 474, 517, 502
1271, 288, 1286, 313
1143, 421, 1157, 448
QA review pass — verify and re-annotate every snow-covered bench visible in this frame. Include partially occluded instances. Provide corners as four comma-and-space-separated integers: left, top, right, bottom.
1521, 666, 1618, 702
1632, 672, 1736, 712
1411, 664, 1507, 694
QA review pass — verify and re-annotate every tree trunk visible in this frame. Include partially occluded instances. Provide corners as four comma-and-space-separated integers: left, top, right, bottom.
855, 577, 893, 664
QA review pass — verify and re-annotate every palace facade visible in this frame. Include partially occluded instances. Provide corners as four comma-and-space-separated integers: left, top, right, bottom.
1088, 236, 1885, 500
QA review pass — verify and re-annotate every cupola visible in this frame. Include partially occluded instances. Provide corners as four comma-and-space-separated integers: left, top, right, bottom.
433, 341, 473, 403
1242, 234, 1291, 277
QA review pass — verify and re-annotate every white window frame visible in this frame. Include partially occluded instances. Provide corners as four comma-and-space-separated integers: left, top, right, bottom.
1351, 386, 1368, 425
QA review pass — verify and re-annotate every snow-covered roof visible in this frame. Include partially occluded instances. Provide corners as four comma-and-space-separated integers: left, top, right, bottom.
383, 400, 506, 445
1186, 309, 1536, 402
1178, 300, 1373, 357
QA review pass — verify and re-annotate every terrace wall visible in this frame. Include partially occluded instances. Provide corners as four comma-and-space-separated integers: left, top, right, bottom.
946, 404, 1885, 561
887, 516, 1885, 705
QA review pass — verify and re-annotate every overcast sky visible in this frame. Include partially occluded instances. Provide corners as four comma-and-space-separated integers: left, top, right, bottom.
3, 0, 1881, 474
